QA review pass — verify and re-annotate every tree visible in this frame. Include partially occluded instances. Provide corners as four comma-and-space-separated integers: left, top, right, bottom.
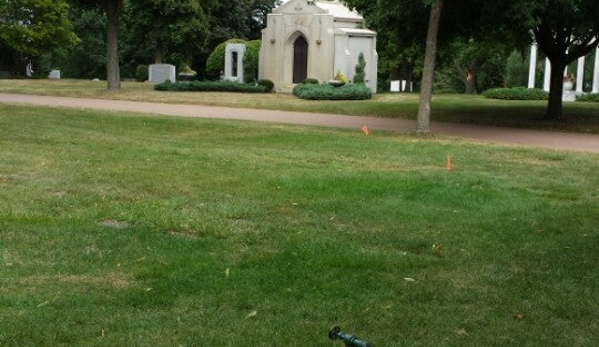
345, 0, 429, 92
528, 0, 599, 119
75, 0, 123, 90
416, 0, 443, 133
0, 0, 79, 75
124, 0, 209, 67
54, 5, 106, 79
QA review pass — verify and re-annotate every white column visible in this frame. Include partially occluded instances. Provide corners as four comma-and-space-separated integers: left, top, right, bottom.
576, 56, 585, 93
593, 46, 599, 93
528, 43, 538, 88
543, 58, 551, 92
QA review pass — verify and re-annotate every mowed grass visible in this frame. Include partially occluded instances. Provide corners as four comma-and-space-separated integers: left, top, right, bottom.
0, 79, 598, 133
0, 104, 598, 346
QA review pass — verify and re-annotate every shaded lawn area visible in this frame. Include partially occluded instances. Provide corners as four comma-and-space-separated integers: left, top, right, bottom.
0, 79, 598, 133
0, 104, 598, 346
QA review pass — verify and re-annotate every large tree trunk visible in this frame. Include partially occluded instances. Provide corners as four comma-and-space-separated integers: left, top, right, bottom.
106, 0, 122, 91
416, 0, 443, 133
545, 58, 566, 120
154, 47, 164, 64
465, 59, 479, 94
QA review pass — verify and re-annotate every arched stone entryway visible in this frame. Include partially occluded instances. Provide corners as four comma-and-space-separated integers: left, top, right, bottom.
293, 36, 308, 83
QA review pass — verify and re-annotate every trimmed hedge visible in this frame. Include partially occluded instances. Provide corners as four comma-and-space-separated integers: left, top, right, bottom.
577, 93, 599, 103
482, 87, 548, 100
154, 80, 273, 93
293, 83, 372, 100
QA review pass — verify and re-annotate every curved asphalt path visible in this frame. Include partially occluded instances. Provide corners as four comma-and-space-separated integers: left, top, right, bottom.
1, 93, 598, 153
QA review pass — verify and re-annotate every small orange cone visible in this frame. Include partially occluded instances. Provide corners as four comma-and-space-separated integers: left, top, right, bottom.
446, 155, 452, 170
362, 125, 370, 136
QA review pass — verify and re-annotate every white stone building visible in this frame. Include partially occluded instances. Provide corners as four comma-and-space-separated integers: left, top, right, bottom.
259, 0, 378, 92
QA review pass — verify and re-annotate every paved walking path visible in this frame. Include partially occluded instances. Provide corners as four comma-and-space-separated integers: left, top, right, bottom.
1, 93, 598, 153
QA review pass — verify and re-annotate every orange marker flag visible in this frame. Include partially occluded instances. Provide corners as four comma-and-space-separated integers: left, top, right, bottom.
446, 155, 452, 170
362, 125, 370, 136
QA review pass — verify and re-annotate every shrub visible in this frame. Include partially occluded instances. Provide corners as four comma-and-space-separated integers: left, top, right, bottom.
577, 93, 599, 102
135, 65, 148, 82
304, 78, 319, 84
244, 40, 261, 82
353, 52, 366, 84
154, 80, 270, 93
293, 82, 372, 100
482, 87, 548, 100
505, 50, 528, 88
257, 79, 274, 92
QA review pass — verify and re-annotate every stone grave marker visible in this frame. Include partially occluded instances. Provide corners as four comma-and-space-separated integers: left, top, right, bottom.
224, 44, 246, 83
149, 64, 176, 83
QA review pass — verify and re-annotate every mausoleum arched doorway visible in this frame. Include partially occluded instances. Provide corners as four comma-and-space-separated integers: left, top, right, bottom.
293, 35, 308, 83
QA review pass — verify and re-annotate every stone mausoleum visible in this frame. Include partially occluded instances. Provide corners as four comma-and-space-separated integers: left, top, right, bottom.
259, 0, 378, 92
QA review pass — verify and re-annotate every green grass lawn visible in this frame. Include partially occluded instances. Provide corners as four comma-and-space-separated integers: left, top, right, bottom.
1, 79, 598, 133
1, 104, 597, 346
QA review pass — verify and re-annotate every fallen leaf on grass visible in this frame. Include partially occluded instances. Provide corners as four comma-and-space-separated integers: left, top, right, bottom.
513, 313, 525, 320
455, 328, 468, 335
403, 277, 416, 282
246, 310, 258, 318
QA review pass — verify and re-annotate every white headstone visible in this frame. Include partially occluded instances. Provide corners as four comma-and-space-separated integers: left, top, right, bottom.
593, 46, 599, 94
49, 70, 61, 79
528, 43, 537, 89
543, 58, 551, 92
149, 64, 176, 83
224, 44, 246, 83
576, 56, 585, 94
390, 80, 400, 92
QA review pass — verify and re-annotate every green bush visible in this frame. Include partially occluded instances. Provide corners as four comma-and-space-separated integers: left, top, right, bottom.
135, 65, 148, 82
244, 40, 261, 82
304, 78, 319, 84
293, 82, 372, 100
577, 93, 599, 102
482, 87, 548, 100
154, 80, 270, 93
257, 79, 274, 92
505, 50, 528, 88
353, 53, 366, 84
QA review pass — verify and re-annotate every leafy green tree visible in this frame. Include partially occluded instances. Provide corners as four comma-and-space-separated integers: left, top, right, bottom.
345, 0, 429, 92
124, 0, 209, 68
0, 0, 79, 75
528, 0, 599, 119
53, 5, 106, 79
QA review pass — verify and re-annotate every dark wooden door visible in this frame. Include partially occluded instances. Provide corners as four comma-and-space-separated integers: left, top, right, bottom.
293, 36, 308, 83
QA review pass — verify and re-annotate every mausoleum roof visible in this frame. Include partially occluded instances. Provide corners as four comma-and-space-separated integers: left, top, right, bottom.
335, 28, 377, 37
275, 0, 363, 22
315, 1, 363, 22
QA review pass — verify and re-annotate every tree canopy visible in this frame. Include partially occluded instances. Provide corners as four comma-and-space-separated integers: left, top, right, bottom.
124, 0, 210, 67
0, 0, 79, 75
527, 0, 599, 119
348, 0, 599, 127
